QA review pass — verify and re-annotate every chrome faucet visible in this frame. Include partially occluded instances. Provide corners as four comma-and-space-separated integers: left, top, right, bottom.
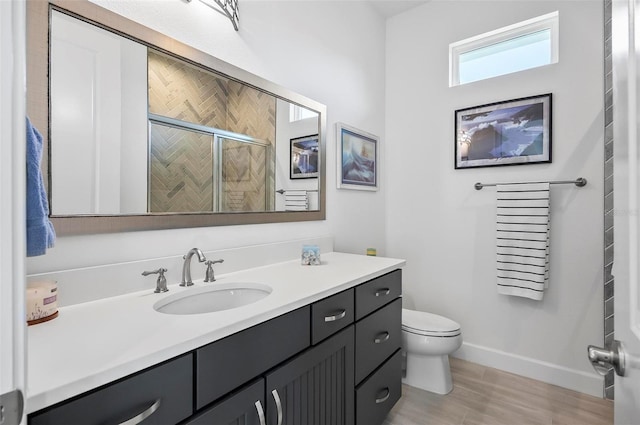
181, 248, 207, 287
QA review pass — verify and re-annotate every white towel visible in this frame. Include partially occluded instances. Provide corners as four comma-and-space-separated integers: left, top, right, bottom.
284, 190, 308, 211
496, 182, 550, 300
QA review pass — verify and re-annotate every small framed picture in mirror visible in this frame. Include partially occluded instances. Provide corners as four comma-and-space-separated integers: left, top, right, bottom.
290, 135, 319, 179
337, 123, 379, 191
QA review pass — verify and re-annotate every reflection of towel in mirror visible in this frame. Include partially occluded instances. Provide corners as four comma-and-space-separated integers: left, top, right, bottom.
26, 116, 56, 257
284, 190, 308, 211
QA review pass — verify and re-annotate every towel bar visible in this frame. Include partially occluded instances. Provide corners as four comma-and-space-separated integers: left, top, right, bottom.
276, 189, 319, 194
474, 177, 587, 190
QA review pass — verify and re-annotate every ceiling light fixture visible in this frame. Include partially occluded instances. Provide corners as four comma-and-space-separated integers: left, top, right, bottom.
188, 0, 239, 31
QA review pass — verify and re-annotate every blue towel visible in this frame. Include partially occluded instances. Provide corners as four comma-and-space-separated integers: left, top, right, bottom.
26, 117, 56, 257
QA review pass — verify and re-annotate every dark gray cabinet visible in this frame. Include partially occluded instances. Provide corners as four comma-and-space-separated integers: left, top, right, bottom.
311, 288, 354, 345
354, 269, 402, 425
356, 350, 402, 425
184, 379, 265, 425
196, 306, 310, 409
266, 326, 355, 425
29, 354, 193, 425
190, 326, 355, 425
355, 269, 402, 320
28, 269, 403, 425
355, 298, 402, 384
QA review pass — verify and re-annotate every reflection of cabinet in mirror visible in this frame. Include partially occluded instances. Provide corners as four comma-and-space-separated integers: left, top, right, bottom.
27, 0, 326, 234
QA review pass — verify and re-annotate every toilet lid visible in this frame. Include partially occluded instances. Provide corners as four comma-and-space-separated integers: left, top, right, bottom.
402, 308, 461, 337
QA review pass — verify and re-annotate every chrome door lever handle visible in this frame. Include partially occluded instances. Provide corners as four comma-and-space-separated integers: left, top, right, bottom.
587, 340, 626, 377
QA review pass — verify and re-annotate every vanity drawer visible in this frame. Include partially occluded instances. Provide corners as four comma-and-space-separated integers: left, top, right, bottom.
355, 349, 402, 425
196, 306, 310, 409
311, 288, 354, 344
355, 269, 402, 320
29, 354, 193, 425
355, 297, 402, 384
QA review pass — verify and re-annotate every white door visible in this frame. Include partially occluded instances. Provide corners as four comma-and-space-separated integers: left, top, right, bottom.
609, 0, 640, 422
0, 0, 27, 424
49, 10, 148, 215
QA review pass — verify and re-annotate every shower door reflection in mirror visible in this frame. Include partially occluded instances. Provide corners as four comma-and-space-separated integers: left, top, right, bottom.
148, 123, 272, 214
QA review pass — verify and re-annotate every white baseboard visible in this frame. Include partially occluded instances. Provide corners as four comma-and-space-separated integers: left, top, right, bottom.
452, 342, 604, 398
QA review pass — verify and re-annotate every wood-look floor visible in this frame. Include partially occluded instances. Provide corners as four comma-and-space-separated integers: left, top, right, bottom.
384, 357, 613, 425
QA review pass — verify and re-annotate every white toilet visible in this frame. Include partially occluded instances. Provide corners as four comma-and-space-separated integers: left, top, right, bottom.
401, 308, 462, 395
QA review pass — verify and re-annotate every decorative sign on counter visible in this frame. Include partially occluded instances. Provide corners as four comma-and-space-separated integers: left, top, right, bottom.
301, 245, 321, 265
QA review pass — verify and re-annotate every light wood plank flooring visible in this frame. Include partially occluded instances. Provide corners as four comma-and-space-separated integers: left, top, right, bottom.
384, 357, 613, 425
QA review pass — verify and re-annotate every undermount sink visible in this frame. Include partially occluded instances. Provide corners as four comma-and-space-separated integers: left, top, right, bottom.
153, 282, 272, 315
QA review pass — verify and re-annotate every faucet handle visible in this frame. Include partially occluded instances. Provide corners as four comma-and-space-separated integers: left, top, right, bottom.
142, 268, 169, 293
204, 259, 224, 282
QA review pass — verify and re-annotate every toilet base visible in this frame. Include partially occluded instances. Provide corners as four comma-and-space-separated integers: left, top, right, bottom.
402, 351, 453, 395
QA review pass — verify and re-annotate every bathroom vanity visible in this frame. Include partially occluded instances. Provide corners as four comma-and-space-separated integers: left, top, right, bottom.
27, 253, 404, 425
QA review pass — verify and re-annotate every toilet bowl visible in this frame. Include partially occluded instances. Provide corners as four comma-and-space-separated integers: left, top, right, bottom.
401, 308, 462, 395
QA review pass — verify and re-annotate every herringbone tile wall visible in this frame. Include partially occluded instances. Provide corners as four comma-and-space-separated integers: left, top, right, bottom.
221, 139, 267, 212
147, 50, 276, 213
149, 124, 214, 213
148, 50, 228, 130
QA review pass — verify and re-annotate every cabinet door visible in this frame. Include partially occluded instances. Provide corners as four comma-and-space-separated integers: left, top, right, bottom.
185, 379, 265, 425
265, 326, 354, 425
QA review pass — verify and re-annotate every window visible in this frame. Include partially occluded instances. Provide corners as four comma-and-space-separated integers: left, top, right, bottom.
289, 104, 319, 122
450, 11, 559, 86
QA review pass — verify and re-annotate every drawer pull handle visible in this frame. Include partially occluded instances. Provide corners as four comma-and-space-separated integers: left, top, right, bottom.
254, 400, 266, 425
324, 309, 347, 322
375, 288, 391, 297
118, 399, 161, 425
375, 388, 391, 404
272, 389, 283, 425
374, 332, 390, 344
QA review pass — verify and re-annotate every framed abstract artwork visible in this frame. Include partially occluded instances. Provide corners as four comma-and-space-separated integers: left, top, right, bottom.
337, 123, 379, 191
454, 93, 552, 169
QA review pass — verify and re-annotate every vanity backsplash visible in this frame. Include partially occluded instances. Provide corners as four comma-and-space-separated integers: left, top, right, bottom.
26, 236, 334, 307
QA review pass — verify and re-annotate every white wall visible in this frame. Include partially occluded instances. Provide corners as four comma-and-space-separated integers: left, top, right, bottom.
27, 0, 387, 274
386, 1, 605, 395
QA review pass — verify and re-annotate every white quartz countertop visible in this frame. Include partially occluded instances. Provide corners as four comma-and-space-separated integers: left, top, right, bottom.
27, 252, 405, 413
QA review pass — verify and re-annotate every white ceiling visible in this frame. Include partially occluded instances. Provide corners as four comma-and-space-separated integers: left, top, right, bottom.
368, 0, 429, 18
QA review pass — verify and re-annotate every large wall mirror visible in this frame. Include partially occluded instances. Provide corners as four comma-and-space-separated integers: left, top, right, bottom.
26, 0, 326, 235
